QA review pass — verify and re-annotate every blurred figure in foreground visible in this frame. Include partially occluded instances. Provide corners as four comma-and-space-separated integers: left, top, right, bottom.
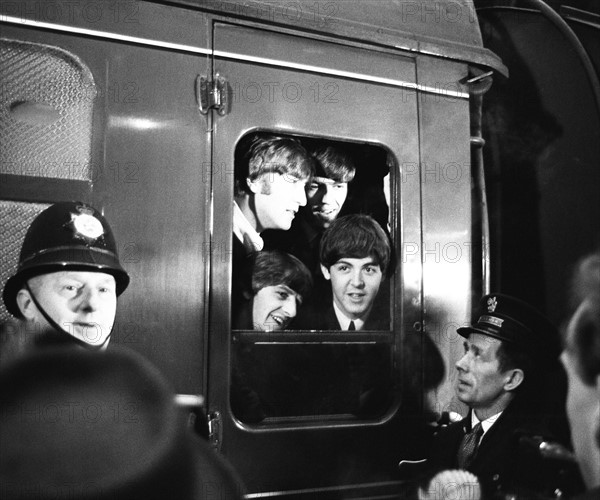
561, 252, 600, 499
0, 346, 244, 500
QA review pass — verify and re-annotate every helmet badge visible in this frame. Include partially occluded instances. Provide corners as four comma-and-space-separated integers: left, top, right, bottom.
487, 296, 498, 313
70, 205, 104, 243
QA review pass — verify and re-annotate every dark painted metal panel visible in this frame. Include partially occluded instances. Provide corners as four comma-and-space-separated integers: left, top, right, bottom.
209, 22, 429, 494
0, 175, 92, 203
1, 6, 212, 395
417, 56, 473, 418
171, 0, 506, 73
215, 22, 416, 85
0, 0, 210, 52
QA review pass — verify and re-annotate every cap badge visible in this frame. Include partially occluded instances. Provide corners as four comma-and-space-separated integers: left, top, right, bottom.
487, 296, 498, 312
71, 206, 104, 242
480, 315, 504, 328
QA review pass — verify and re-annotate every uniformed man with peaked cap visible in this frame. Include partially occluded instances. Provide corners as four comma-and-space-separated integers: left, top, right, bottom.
420, 293, 571, 500
1, 201, 129, 365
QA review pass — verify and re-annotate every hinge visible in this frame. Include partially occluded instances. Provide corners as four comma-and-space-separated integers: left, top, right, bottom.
207, 410, 222, 451
196, 74, 229, 116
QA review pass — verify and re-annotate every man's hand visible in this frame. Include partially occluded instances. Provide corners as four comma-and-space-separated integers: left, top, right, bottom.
418, 469, 481, 500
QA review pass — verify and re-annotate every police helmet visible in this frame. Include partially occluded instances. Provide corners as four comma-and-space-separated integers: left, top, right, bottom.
3, 202, 130, 318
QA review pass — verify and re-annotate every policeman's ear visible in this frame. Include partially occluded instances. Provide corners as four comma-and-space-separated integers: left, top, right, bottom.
16, 287, 37, 321
320, 264, 331, 281
503, 368, 525, 392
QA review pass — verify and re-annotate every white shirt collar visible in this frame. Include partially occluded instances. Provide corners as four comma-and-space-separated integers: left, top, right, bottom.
332, 301, 366, 331
233, 201, 263, 252
471, 410, 502, 436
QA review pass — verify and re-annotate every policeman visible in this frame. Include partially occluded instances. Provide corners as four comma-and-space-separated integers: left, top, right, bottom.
1, 201, 129, 363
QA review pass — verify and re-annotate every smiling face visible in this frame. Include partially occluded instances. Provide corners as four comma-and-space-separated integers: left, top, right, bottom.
455, 334, 515, 416
306, 177, 348, 230
252, 284, 302, 331
250, 173, 308, 232
20, 271, 117, 348
321, 256, 382, 321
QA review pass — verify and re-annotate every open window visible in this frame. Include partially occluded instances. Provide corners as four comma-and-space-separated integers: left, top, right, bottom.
230, 132, 397, 423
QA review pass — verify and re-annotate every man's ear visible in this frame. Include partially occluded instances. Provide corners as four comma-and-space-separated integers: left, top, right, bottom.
320, 264, 331, 280
247, 177, 261, 194
16, 288, 37, 320
503, 368, 524, 392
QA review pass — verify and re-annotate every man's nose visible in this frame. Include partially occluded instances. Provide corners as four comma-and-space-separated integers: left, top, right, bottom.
350, 270, 365, 287
281, 297, 297, 317
78, 288, 99, 312
321, 185, 335, 204
455, 353, 469, 372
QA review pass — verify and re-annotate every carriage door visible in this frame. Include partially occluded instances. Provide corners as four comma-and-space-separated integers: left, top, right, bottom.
207, 23, 438, 493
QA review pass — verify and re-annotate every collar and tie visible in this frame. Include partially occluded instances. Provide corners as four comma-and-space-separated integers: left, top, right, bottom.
457, 422, 484, 469
348, 321, 356, 331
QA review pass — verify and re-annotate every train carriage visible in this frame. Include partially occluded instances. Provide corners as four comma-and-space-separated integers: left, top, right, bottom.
1, 1, 598, 498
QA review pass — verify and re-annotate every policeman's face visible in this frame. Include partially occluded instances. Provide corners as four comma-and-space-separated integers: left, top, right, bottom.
23, 271, 117, 348
306, 177, 348, 229
321, 257, 382, 321
561, 301, 600, 489
252, 284, 301, 331
249, 173, 307, 232
455, 334, 511, 413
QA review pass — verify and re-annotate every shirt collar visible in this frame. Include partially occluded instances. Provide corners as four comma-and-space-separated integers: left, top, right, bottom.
332, 301, 366, 331
233, 201, 263, 252
471, 410, 502, 436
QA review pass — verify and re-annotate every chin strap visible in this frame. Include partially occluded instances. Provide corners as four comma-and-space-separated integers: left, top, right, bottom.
25, 283, 111, 352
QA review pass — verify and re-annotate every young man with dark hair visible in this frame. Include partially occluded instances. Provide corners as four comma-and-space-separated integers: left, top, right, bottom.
297, 213, 390, 330
420, 293, 570, 500
306, 146, 356, 230
233, 251, 312, 331
231, 250, 312, 422
561, 252, 600, 499
264, 145, 356, 285
232, 134, 313, 312
233, 134, 314, 253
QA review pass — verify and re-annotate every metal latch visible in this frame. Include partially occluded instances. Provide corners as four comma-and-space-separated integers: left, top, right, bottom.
196, 74, 229, 116
207, 410, 223, 451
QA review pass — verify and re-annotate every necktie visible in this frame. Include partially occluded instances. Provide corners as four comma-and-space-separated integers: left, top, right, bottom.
348, 321, 356, 331
457, 422, 483, 469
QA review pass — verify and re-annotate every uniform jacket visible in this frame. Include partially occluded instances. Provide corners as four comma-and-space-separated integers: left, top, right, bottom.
428, 398, 567, 499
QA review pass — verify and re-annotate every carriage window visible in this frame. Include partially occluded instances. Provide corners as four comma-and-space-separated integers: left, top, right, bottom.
231, 132, 395, 423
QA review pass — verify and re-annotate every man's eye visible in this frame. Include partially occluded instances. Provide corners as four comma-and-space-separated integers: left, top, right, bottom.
64, 285, 78, 291
277, 292, 289, 299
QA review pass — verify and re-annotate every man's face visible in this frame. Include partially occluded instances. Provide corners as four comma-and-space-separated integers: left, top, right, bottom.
306, 177, 348, 229
321, 257, 382, 320
455, 334, 510, 413
252, 284, 301, 331
561, 301, 600, 488
250, 173, 307, 232
23, 271, 117, 348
